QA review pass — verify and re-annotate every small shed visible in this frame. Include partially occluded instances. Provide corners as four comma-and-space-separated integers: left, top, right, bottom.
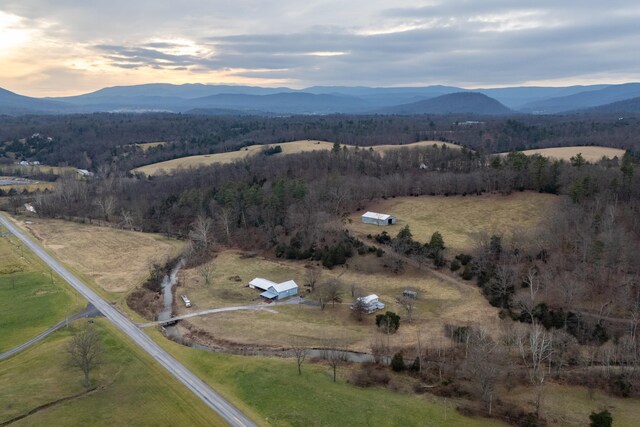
249, 277, 298, 300
361, 211, 396, 226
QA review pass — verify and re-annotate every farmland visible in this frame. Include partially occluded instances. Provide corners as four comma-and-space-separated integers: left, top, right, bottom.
0, 223, 82, 351
175, 249, 498, 352
132, 139, 459, 175
348, 192, 560, 254
0, 319, 221, 426
21, 218, 183, 295
499, 145, 626, 162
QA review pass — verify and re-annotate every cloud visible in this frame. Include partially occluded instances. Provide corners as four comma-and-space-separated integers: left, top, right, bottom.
1, 1, 639, 95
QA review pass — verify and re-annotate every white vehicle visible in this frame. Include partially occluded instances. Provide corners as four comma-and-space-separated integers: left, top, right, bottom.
181, 294, 192, 308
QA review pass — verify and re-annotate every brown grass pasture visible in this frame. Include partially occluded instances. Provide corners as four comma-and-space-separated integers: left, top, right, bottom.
503, 383, 640, 427
21, 219, 183, 294
348, 192, 560, 254
176, 250, 498, 352
133, 139, 459, 175
500, 146, 625, 162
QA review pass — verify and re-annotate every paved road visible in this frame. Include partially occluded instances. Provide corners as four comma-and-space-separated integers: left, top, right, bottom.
0, 213, 256, 427
0, 304, 100, 361
140, 297, 301, 328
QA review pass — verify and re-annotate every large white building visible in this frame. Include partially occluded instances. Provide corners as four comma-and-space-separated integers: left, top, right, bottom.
249, 278, 298, 300
361, 211, 396, 226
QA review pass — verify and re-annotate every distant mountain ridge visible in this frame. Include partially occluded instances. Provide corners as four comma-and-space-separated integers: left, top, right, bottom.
380, 92, 513, 115
1, 82, 640, 116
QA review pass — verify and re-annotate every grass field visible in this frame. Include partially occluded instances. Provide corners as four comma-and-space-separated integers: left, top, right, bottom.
0, 319, 222, 426
22, 218, 183, 294
0, 224, 83, 352
348, 192, 560, 254
499, 146, 626, 162
149, 329, 506, 427
503, 383, 640, 427
176, 250, 498, 352
133, 139, 460, 175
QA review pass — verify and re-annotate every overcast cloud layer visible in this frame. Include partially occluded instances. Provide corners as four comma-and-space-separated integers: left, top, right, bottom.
1, 1, 639, 96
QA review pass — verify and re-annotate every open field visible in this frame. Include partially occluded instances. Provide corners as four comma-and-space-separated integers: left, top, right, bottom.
503, 383, 640, 427
151, 329, 506, 427
21, 218, 183, 294
499, 146, 626, 162
0, 181, 56, 193
176, 250, 498, 352
0, 319, 221, 426
0, 164, 76, 176
0, 225, 82, 352
133, 139, 460, 175
348, 192, 560, 254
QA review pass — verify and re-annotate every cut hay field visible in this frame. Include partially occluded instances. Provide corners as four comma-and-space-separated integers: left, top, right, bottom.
20, 218, 183, 295
133, 139, 459, 175
176, 250, 498, 352
0, 319, 221, 426
0, 223, 83, 352
500, 146, 626, 162
349, 192, 560, 254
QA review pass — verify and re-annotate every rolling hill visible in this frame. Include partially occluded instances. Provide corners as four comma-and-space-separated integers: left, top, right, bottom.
0, 87, 71, 115
581, 96, 640, 114
521, 83, 640, 113
381, 92, 513, 115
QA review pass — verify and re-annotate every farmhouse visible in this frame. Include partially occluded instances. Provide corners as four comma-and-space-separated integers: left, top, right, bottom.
361, 211, 396, 226
249, 277, 298, 300
356, 294, 385, 313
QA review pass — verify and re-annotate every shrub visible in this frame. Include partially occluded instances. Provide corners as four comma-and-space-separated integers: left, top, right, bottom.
589, 410, 613, 427
376, 311, 401, 333
450, 258, 461, 272
391, 352, 405, 372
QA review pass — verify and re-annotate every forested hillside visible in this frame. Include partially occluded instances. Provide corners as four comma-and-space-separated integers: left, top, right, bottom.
1, 113, 638, 170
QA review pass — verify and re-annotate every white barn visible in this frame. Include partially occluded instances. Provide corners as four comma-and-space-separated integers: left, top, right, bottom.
249, 278, 298, 300
361, 211, 396, 226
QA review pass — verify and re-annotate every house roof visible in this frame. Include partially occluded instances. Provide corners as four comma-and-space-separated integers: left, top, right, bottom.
249, 278, 278, 291
362, 211, 393, 221
250, 278, 298, 293
358, 294, 379, 305
271, 280, 298, 293
260, 290, 278, 299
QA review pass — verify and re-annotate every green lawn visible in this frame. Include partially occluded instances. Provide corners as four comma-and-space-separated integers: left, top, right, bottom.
0, 319, 223, 426
0, 229, 83, 352
151, 330, 505, 427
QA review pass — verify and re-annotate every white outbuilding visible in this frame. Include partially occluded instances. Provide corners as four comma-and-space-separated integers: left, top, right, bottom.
249, 277, 298, 300
361, 211, 396, 226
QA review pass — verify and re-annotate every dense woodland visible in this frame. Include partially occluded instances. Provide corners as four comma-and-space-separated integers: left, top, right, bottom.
3, 112, 640, 425
0, 112, 639, 170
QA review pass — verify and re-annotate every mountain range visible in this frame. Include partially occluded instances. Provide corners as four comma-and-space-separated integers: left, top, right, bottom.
1, 82, 640, 116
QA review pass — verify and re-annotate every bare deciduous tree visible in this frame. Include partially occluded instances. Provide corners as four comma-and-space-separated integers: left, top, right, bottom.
317, 279, 343, 310
322, 338, 349, 382
305, 268, 321, 293
189, 214, 213, 250
291, 341, 309, 375
67, 325, 102, 387
466, 328, 502, 414
199, 262, 214, 287
397, 294, 417, 322
515, 323, 554, 419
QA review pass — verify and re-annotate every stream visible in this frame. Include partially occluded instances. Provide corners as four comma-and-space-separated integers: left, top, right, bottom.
158, 259, 185, 339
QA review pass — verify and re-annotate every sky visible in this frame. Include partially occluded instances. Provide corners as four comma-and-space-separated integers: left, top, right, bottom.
1, 1, 640, 97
